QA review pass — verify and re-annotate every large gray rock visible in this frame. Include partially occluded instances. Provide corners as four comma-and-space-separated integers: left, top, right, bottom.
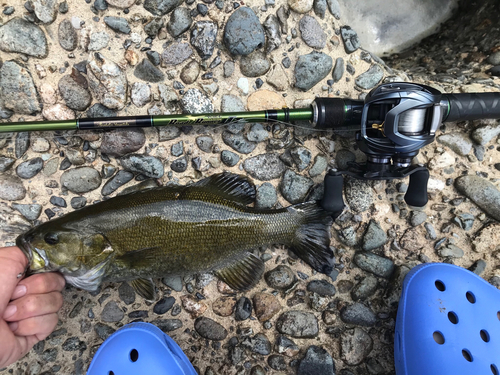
58, 19, 78, 51
180, 88, 213, 114
298, 346, 335, 375
0, 175, 26, 201
455, 176, 500, 221
341, 328, 373, 365
101, 129, 146, 157
190, 21, 218, 60
294, 52, 333, 91
276, 311, 319, 338
243, 153, 286, 180
0, 18, 48, 57
299, 15, 326, 49
0, 61, 41, 115
168, 7, 192, 37
87, 53, 127, 110
161, 43, 193, 66
280, 169, 314, 204
61, 167, 102, 194
120, 154, 164, 178
58, 74, 92, 111
437, 133, 473, 156
33, 0, 58, 23
144, 0, 183, 16
224, 7, 265, 56
240, 51, 271, 77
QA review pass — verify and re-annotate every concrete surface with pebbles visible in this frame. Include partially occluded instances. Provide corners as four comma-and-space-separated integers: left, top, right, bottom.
0, 0, 500, 374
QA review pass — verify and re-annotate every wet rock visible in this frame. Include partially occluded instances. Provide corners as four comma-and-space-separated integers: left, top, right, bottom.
61, 167, 102, 193
437, 133, 473, 156
12, 204, 42, 221
153, 296, 175, 314
152, 319, 183, 332
62, 337, 86, 352
170, 156, 187, 172
340, 25, 360, 53
362, 220, 387, 251
340, 303, 376, 327
180, 88, 213, 114
212, 296, 237, 317
276, 310, 319, 338
355, 65, 384, 90
224, 7, 265, 56
181, 295, 207, 317
222, 132, 257, 154
42, 348, 58, 362
194, 317, 228, 340
134, 59, 165, 83
351, 276, 378, 301
280, 169, 314, 204
410, 211, 427, 227
240, 51, 271, 77
253, 292, 281, 321
471, 122, 500, 146
50, 196, 67, 208
298, 346, 335, 375
290, 146, 312, 172
171, 141, 184, 157
299, 16, 326, 49
162, 43, 193, 66
268, 355, 287, 371
87, 53, 128, 110
131, 82, 151, 107
0, 176, 25, 201
235, 297, 252, 321
0, 61, 41, 115
118, 282, 136, 305
221, 150, 240, 167
0, 156, 15, 172
354, 252, 394, 278
256, 182, 277, 208
276, 335, 299, 357
101, 170, 134, 196
307, 280, 336, 296
168, 7, 192, 37
455, 176, 500, 221
120, 154, 164, 178
313, 0, 326, 18
191, 21, 218, 60
104, 16, 131, 34
15, 132, 30, 158
0, 18, 48, 57
144, 0, 183, 16
229, 346, 247, 365
242, 333, 271, 355
16, 157, 43, 179
162, 275, 183, 291
87, 103, 117, 118
263, 14, 281, 53
288, 0, 313, 13
295, 51, 333, 91
469, 259, 487, 276
438, 244, 464, 258
180, 60, 200, 85
59, 19, 78, 51
101, 301, 124, 322
71, 196, 87, 209
101, 129, 145, 157
341, 328, 373, 365
345, 178, 373, 213
265, 265, 296, 290
58, 74, 92, 111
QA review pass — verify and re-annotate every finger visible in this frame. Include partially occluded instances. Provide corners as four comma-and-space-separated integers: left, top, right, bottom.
9, 313, 59, 340
0, 247, 28, 315
0, 320, 39, 368
3, 292, 63, 322
13, 273, 66, 300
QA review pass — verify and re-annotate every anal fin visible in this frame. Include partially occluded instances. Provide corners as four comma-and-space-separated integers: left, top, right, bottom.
130, 278, 156, 300
215, 252, 264, 291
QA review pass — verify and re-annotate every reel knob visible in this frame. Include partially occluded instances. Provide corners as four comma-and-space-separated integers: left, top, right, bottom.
321, 170, 345, 218
404, 169, 429, 208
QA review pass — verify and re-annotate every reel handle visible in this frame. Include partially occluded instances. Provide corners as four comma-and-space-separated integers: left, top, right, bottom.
321, 171, 345, 218
404, 169, 429, 208
443, 92, 500, 122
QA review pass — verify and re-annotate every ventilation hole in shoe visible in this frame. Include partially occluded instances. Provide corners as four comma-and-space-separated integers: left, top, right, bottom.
462, 349, 473, 362
491, 364, 499, 375
497, 311, 500, 321
481, 330, 490, 342
448, 311, 459, 324
130, 349, 139, 362
435, 280, 446, 291
108, 372, 114, 375
433, 331, 445, 344
466, 291, 476, 304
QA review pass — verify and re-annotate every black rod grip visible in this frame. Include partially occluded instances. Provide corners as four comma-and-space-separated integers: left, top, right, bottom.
443, 93, 500, 122
313, 98, 364, 130
404, 169, 429, 208
321, 172, 345, 216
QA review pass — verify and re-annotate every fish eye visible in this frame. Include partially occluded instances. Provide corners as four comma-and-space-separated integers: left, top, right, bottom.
44, 232, 59, 245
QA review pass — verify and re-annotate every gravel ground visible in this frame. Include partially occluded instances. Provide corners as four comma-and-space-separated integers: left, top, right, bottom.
0, 0, 499, 374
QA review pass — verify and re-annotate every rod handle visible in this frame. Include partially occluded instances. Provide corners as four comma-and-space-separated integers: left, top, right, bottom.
442, 92, 500, 122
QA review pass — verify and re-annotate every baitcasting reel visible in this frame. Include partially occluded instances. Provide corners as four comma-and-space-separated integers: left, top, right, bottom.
314, 82, 500, 216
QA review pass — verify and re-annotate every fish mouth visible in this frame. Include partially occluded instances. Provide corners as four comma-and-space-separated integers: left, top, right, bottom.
16, 233, 48, 273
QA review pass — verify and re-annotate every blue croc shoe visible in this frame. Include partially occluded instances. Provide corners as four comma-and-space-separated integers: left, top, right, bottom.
87, 322, 197, 375
395, 263, 500, 375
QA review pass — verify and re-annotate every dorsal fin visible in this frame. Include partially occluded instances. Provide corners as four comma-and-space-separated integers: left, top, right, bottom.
215, 252, 264, 291
193, 172, 256, 205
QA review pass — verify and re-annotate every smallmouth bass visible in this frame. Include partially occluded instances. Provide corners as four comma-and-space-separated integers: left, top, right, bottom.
16, 173, 333, 299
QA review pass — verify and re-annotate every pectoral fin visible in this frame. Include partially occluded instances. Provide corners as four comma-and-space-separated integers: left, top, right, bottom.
130, 278, 155, 300
215, 252, 264, 291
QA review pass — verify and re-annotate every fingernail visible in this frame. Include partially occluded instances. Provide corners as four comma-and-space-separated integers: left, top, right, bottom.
3, 304, 17, 319
8, 322, 18, 332
12, 285, 26, 299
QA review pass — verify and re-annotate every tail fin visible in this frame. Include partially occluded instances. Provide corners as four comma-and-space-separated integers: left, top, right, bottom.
288, 201, 334, 275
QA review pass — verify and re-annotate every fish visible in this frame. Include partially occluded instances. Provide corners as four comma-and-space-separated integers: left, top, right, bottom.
16, 172, 334, 299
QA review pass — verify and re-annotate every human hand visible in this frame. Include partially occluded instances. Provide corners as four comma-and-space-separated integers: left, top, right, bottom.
0, 246, 65, 368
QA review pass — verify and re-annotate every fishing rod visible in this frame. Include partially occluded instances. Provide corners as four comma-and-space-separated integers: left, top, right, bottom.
2, 82, 500, 215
